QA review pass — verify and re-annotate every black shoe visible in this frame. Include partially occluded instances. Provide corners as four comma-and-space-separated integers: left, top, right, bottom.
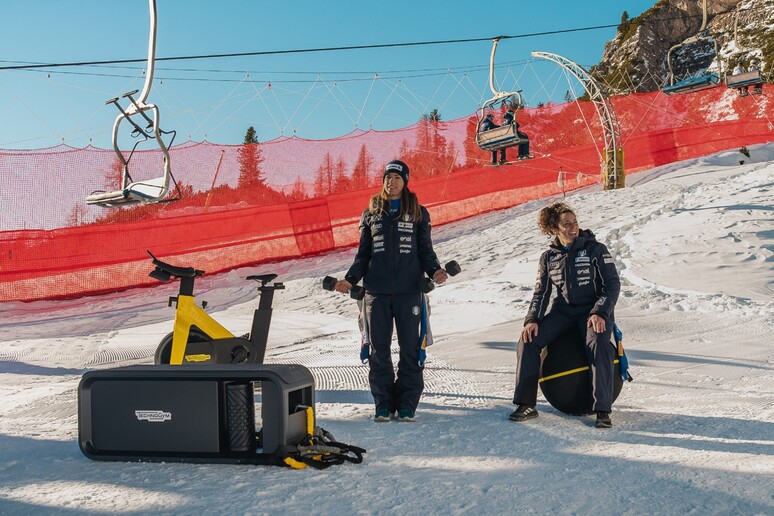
595, 411, 612, 429
374, 408, 392, 422
397, 409, 416, 422
508, 405, 538, 422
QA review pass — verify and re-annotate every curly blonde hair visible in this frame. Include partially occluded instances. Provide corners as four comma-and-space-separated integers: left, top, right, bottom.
537, 202, 575, 235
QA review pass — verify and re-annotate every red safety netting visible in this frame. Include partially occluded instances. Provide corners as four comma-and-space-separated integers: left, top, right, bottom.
1, 85, 773, 301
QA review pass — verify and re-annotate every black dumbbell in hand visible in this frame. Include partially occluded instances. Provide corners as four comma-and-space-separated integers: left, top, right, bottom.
421, 260, 462, 293
322, 276, 365, 300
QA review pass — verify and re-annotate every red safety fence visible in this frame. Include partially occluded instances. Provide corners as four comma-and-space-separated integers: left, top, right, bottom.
1, 85, 772, 301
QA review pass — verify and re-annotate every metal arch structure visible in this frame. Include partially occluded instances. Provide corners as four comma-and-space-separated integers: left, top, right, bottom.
531, 51, 624, 190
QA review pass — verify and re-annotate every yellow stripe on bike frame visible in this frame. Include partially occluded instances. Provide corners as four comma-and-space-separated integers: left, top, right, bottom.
539, 359, 620, 383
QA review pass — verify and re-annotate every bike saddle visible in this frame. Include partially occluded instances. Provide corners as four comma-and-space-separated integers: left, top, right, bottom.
247, 273, 278, 285
147, 251, 204, 280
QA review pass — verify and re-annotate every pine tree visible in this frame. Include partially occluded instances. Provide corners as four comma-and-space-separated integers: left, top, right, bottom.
237, 126, 266, 189
68, 204, 87, 226
314, 152, 335, 197
351, 145, 373, 190
289, 176, 308, 200
333, 156, 349, 193
400, 112, 455, 179
104, 157, 123, 189
618, 10, 631, 37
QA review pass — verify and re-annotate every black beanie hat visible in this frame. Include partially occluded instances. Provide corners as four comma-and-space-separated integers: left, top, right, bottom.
383, 159, 410, 185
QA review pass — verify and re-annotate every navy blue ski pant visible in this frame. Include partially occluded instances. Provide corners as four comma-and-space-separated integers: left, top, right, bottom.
364, 292, 424, 414
512, 308, 615, 412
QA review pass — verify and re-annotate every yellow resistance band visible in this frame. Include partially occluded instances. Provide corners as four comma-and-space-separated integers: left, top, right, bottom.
539, 359, 620, 383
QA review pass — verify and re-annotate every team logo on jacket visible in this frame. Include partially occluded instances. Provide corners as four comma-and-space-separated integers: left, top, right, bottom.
412, 306, 420, 315
403, 214, 412, 222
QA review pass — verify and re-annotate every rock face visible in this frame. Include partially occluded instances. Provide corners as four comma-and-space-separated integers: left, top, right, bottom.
592, 0, 774, 93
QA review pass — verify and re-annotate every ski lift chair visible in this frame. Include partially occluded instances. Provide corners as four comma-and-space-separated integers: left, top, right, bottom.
660, 4, 722, 97
85, 0, 178, 208
86, 91, 176, 208
725, 7, 764, 94
661, 36, 721, 96
475, 93, 528, 152
476, 121, 530, 152
662, 72, 720, 96
474, 38, 530, 153
725, 69, 763, 90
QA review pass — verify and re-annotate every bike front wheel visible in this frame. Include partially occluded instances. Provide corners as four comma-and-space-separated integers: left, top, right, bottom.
154, 328, 211, 365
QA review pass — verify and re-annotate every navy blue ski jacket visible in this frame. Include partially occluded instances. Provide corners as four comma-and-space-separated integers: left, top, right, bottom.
345, 206, 441, 295
524, 229, 620, 325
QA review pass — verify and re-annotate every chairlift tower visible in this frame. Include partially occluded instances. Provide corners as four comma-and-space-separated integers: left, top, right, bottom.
532, 51, 625, 190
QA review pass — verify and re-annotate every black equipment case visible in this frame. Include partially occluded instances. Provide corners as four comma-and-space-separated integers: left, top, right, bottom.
78, 364, 315, 463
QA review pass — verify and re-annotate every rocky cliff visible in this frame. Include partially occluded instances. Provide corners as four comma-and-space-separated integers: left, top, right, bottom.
592, 0, 774, 93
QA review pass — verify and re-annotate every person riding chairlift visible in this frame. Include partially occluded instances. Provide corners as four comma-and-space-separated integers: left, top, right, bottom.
481, 113, 506, 165
749, 60, 763, 95
502, 109, 532, 160
733, 62, 749, 97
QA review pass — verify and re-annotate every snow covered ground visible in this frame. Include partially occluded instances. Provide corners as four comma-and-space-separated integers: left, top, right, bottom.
1, 146, 773, 514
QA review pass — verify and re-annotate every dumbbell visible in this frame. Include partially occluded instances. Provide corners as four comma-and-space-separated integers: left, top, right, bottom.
421, 260, 462, 293
322, 276, 365, 300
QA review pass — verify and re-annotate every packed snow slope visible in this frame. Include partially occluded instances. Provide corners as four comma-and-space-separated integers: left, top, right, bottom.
0, 145, 773, 514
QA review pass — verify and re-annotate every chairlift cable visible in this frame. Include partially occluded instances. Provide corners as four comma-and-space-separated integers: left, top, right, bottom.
4, 3, 765, 74
0, 27, 624, 72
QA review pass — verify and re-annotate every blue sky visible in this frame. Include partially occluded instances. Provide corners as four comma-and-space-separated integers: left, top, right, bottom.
0, 0, 656, 149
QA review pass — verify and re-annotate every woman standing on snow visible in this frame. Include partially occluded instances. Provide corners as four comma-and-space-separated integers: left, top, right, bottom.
335, 160, 447, 422
510, 202, 620, 428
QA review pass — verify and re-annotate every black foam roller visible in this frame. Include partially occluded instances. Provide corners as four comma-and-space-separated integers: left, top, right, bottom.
538, 326, 623, 415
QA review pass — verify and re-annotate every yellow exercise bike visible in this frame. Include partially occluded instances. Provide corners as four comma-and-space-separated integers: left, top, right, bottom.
148, 251, 284, 365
